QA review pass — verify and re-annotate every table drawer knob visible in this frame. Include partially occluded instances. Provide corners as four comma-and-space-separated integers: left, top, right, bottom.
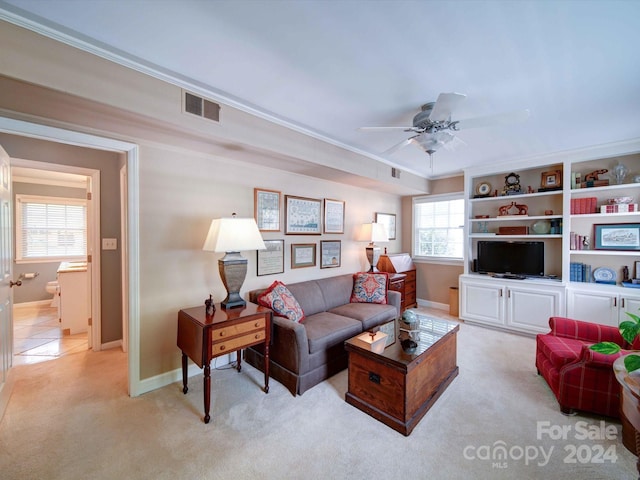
255, 322, 260, 328
219, 331, 225, 337
255, 334, 260, 339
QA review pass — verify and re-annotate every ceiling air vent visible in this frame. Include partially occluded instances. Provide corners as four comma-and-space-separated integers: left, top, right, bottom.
183, 91, 220, 122
391, 168, 401, 179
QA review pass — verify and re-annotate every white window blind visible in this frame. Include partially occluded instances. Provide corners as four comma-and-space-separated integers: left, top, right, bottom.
16, 195, 87, 261
413, 194, 465, 260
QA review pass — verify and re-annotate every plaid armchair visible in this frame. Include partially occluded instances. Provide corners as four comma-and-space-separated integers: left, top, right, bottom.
535, 316, 637, 418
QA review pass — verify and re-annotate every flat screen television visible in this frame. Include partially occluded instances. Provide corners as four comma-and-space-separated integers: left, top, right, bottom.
476, 241, 545, 277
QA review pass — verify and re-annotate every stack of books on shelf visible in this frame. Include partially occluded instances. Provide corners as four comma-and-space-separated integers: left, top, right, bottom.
571, 172, 610, 189
600, 204, 638, 213
570, 197, 598, 214
570, 262, 592, 282
570, 231, 590, 250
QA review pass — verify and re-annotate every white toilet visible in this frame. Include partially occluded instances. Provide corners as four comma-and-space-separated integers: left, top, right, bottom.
46, 281, 60, 308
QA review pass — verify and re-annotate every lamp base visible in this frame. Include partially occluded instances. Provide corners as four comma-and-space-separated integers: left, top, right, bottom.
218, 253, 248, 310
366, 245, 381, 273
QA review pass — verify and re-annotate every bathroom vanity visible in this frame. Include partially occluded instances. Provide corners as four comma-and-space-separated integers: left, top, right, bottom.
57, 262, 88, 335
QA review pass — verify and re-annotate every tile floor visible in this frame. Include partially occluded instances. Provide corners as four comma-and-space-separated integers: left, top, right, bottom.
13, 302, 88, 366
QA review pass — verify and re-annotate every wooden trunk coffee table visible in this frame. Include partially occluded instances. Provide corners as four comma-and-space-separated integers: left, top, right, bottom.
344, 314, 459, 436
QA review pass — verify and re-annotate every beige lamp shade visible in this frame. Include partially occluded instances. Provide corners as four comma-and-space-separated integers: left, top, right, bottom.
202, 216, 266, 253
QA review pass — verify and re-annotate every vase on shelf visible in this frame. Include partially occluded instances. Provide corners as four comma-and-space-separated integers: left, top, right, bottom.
612, 163, 629, 185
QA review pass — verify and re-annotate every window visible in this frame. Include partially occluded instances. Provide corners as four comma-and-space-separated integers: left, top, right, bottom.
16, 194, 87, 262
413, 194, 465, 261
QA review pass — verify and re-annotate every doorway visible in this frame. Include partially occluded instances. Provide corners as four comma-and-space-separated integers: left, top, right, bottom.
0, 116, 141, 401
11, 164, 95, 365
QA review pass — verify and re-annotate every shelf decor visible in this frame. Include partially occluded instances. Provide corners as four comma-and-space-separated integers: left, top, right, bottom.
594, 223, 640, 251
540, 169, 563, 191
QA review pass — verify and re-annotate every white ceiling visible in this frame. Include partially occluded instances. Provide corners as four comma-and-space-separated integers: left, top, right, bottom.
2, 0, 640, 179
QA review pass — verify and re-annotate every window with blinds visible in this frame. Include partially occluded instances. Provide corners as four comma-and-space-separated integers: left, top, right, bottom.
413, 194, 465, 261
16, 195, 87, 262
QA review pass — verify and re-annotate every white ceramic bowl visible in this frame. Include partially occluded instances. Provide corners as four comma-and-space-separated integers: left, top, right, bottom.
608, 197, 633, 205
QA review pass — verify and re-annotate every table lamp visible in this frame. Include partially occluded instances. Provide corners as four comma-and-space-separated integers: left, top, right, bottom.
362, 222, 389, 272
203, 214, 266, 309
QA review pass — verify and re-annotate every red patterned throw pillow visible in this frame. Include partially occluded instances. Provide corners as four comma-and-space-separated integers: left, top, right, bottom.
257, 281, 305, 323
350, 272, 388, 304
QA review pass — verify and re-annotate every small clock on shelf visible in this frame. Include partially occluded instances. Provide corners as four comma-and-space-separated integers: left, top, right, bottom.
474, 181, 492, 198
503, 172, 522, 196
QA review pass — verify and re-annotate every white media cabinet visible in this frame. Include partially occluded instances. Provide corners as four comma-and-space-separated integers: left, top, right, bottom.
460, 139, 640, 335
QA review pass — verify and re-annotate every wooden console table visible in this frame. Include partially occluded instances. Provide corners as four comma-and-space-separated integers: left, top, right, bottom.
177, 302, 272, 423
377, 253, 417, 311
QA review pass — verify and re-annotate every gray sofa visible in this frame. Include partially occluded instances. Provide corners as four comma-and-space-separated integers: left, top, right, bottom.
244, 273, 401, 396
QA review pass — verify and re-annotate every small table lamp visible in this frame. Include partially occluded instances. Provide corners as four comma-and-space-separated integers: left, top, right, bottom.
362, 222, 389, 272
203, 214, 266, 309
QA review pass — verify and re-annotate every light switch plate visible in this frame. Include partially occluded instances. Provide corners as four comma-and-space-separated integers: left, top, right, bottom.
102, 238, 117, 250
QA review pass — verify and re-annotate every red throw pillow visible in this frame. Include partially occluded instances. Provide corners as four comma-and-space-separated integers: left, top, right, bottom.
257, 281, 305, 323
350, 272, 388, 304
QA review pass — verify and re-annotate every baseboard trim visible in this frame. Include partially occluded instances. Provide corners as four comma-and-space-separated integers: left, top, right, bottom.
101, 339, 122, 351
417, 299, 448, 311
13, 299, 53, 308
137, 354, 233, 395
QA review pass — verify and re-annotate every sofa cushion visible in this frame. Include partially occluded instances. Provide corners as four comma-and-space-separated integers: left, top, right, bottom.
316, 274, 354, 310
257, 281, 305, 323
329, 302, 397, 330
350, 272, 388, 304
536, 334, 584, 370
285, 280, 328, 317
304, 312, 362, 354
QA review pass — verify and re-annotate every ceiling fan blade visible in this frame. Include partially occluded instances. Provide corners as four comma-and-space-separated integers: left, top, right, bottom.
382, 137, 415, 155
456, 109, 530, 130
429, 92, 467, 121
358, 126, 415, 131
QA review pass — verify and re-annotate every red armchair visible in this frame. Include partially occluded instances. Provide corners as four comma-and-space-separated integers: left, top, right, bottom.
536, 317, 638, 418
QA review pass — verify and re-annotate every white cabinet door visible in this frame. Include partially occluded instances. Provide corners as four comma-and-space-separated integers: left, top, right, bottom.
567, 289, 618, 327
620, 295, 640, 324
460, 279, 505, 326
507, 285, 564, 334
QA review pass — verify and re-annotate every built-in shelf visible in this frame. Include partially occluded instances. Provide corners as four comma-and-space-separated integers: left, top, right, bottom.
569, 250, 640, 256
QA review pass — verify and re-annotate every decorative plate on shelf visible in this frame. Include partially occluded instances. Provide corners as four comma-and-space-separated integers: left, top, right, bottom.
593, 267, 616, 283
475, 182, 492, 196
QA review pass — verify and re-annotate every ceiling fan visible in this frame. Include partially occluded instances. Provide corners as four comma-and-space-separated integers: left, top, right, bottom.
359, 92, 530, 168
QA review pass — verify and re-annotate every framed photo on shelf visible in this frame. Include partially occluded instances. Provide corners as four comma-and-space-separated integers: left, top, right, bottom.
320, 240, 341, 268
254, 188, 281, 232
375, 212, 396, 240
594, 223, 640, 251
285, 195, 322, 235
291, 243, 316, 269
323, 199, 345, 234
541, 170, 562, 189
257, 239, 284, 276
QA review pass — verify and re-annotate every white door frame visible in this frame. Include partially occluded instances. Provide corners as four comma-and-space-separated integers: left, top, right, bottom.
0, 117, 141, 397
11, 158, 100, 349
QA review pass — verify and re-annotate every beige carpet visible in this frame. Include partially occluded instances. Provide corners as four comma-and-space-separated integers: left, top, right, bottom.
0, 313, 636, 479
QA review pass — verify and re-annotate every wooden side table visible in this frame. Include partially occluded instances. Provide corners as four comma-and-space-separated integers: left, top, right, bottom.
377, 253, 417, 310
177, 302, 272, 423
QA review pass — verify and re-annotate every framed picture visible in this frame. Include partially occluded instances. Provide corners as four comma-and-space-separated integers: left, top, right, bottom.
594, 223, 640, 251
541, 170, 562, 189
257, 239, 284, 276
285, 195, 322, 235
291, 243, 316, 268
375, 212, 396, 240
254, 188, 280, 232
320, 240, 341, 268
323, 199, 345, 234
